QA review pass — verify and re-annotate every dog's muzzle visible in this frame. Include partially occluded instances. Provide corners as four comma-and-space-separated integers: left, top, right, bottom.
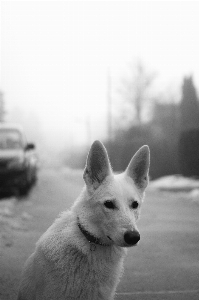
124, 230, 140, 246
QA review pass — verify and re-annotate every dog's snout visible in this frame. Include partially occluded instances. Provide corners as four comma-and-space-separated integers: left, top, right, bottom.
124, 230, 140, 246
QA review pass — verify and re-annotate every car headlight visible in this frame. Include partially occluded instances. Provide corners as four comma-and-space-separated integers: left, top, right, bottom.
8, 157, 25, 169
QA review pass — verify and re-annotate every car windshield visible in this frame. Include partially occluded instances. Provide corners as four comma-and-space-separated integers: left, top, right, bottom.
0, 129, 23, 150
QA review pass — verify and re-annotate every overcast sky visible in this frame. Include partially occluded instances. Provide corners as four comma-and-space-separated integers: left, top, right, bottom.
1, 0, 199, 149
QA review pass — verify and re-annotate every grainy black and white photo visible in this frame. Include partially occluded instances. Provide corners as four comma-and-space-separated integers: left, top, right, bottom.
1, 1, 199, 299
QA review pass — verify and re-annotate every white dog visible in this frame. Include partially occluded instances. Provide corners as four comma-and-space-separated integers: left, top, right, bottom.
17, 140, 150, 300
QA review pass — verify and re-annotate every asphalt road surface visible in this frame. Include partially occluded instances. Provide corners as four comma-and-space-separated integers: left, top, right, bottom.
0, 168, 199, 300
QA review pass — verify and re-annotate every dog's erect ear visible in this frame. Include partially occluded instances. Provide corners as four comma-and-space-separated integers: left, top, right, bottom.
83, 140, 112, 190
125, 145, 150, 190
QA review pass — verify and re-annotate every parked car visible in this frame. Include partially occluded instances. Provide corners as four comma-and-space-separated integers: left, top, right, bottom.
0, 123, 38, 196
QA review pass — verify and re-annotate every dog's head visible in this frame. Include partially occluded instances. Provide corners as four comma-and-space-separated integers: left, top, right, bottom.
79, 140, 150, 248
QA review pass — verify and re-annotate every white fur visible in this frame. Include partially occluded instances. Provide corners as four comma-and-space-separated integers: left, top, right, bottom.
17, 141, 150, 300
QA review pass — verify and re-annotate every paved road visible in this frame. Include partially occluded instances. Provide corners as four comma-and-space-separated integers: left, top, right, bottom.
117, 189, 199, 300
1, 168, 199, 299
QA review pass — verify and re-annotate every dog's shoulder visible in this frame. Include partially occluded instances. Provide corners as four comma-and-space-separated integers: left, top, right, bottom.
36, 210, 88, 261
38, 210, 74, 241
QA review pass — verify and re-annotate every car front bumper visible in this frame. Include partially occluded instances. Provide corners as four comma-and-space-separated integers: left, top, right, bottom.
0, 169, 27, 191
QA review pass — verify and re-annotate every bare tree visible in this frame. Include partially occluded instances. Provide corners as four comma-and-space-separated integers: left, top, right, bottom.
118, 60, 156, 125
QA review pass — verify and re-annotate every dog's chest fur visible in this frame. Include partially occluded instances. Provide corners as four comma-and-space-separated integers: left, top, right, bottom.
36, 213, 126, 300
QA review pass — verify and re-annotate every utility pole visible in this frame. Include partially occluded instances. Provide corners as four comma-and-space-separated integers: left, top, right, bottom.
0, 91, 6, 122
107, 68, 112, 141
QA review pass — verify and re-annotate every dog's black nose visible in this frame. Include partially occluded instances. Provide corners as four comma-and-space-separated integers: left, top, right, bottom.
124, 230, 140, 246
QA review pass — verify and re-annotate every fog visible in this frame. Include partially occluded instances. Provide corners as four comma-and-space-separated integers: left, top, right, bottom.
1, 1, 199, 167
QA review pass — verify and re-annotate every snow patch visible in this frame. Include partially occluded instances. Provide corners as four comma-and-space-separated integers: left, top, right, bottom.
0, 198, 32, 249
150, 175, 199, 204
0, 198, 16, 218
150, 175, 199, 192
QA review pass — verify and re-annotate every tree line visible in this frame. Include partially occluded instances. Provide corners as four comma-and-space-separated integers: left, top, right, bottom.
65, 70, 199, 179
105, 75, 199, 179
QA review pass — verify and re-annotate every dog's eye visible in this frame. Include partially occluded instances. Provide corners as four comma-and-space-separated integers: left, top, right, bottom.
104, 200, 116, 209
131, 201, 139, 209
